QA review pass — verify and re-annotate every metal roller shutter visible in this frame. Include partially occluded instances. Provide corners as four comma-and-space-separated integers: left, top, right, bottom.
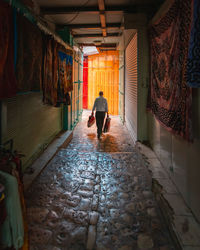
2, 93, 62, 170
125, 32, 138, 141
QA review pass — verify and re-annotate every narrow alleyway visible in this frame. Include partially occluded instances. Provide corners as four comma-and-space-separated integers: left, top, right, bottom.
25, 111, 175, 250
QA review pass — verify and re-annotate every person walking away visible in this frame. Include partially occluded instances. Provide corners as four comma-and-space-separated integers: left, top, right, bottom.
92, 91, 108, 139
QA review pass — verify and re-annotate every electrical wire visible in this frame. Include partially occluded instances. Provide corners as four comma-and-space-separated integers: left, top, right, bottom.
62, 0, 91, 25
36, 0, 91, 27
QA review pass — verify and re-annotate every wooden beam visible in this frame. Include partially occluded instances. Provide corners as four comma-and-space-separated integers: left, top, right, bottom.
100, 48, 116, 51
40, 4, 162, 15
98, 0, 105, 11
99, 12, 106, 28
56, 23, 121, 30
102, 29, 107, 37
41, 6, 99, 15
98, 0, 107, 37
73, 33, 120, 38
78, 43, 117, 48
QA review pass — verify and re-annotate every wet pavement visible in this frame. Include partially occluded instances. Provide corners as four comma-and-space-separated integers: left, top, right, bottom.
25, 110, 175, 250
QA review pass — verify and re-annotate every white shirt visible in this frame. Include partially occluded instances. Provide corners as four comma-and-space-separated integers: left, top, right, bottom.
92, 96, 108, 112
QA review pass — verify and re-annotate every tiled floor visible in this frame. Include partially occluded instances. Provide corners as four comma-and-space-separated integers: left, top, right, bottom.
25, 110, 175, 250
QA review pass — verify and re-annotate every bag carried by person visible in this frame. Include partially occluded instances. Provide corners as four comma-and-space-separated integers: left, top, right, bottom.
87, 114, 95, 127
103, 115, 111, 133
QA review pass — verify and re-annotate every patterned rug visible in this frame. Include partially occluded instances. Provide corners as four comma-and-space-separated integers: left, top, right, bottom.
57, 50, 73, 104
148, 0, 193, 141
42, 39, 73, 106
42, 36, 58, 106
186, 0, 200, 88
16, 14, 43, 92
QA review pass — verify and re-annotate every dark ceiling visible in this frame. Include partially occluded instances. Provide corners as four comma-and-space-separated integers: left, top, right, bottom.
35, 0, 165, 50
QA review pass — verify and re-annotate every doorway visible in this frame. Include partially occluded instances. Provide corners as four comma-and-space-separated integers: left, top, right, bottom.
83, 51, 119, 115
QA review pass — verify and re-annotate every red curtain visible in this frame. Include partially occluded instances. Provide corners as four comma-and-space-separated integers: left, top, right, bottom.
83, 56, 88, 109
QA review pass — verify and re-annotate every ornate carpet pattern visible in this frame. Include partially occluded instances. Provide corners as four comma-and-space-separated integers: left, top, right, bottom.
148, 0, 193, 141
186, 0, 200, 88
57, 50, 73, 104
16, 14, 43, 92
42, 36, 58, 106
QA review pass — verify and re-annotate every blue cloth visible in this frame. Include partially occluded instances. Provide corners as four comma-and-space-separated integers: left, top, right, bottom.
58, 51, 73, 65
186, 0, 200, 88
0, 171, 24, 249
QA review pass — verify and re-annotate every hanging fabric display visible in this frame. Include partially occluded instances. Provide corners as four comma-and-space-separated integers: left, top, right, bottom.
57, 50, 73, 105
42, 36, 58, 106
16, 13, 43, 92
148, 0, 193, 141
0, 1, 17, 99
186, 0, 200, 88
58, 50, 73, 91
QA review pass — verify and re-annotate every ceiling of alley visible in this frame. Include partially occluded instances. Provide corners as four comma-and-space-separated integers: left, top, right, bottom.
36, 0, 165, 50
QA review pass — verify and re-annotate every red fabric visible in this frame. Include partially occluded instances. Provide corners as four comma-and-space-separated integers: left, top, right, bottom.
16, 13, 43, 92
103, 116, 111, 133
83, 56, 88, 109
148, 0, 193, 141
0, 1, 17, 99
42, 36, 58, 106
87, 114, 95, 127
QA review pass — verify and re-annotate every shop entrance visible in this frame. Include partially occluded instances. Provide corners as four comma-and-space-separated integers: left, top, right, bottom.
83, 51, 119, 115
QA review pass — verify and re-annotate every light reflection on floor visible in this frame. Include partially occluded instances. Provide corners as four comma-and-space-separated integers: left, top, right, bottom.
25, 110, 175, 250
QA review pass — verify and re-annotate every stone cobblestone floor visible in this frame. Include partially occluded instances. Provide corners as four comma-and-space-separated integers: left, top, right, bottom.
25, 110, 175, 250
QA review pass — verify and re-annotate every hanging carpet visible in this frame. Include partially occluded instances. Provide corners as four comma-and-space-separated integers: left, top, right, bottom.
42, 36, 58, 106
57, 50, 73, 105
148, 0, 193, 141
16, 14, 43, 92
58, 50, 73, 93
0, 1, 17, 99
186, 0, 200, 88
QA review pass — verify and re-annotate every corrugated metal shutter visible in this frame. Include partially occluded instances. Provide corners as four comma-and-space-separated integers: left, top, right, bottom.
87, 51, 119, 115
119, 50, 125, 123
2, 93, 62, 170
125, 32, 137, 141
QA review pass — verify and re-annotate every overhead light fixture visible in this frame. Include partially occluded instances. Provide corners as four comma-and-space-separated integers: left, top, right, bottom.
83, 46, 99, 55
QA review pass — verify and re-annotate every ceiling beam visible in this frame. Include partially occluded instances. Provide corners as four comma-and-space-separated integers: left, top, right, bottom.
100, 48, 116, 51
40, 4, 159, 15
73, 33, 120, 38
78, 43, 117, 48
99, 12, 106, 28
98, 0, 107, 37
56, 23, 121, 30
98, 0, 105, 11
